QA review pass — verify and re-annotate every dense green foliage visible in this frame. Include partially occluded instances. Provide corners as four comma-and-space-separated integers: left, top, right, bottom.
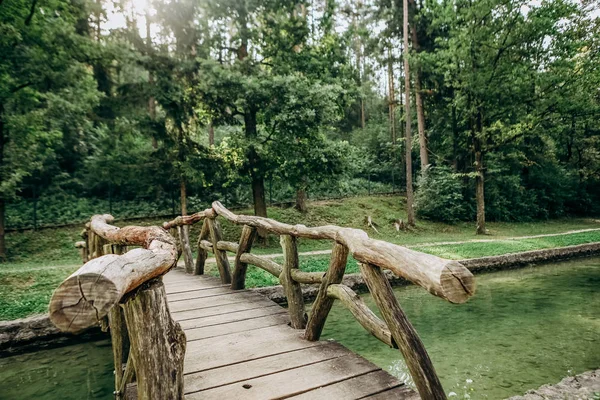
1, 0, 599, 258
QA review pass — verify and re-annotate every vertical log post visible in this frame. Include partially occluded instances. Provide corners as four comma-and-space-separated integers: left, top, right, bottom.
194, 221, 209, 275
178, 226, 194, 274
304, 243, 349, 341
231, 225, 258, 290
279, 235, 306, 329
206, 218, 232, 284
122, 279, 186, 400
360, 263, 447, 400
108, 305, 130, 399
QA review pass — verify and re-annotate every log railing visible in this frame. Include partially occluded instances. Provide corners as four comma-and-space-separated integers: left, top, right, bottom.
50, 215, 185, 400
163, 201, 476, 400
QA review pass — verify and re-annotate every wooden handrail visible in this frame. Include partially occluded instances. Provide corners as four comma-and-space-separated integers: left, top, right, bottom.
49, 214, 178, 333
210, 201, 475, 304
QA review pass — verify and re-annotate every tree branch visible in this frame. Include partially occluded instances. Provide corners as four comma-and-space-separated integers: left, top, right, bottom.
24, 0, 39, 25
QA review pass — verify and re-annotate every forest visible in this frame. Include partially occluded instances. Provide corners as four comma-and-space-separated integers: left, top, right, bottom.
1, 0, 599, 260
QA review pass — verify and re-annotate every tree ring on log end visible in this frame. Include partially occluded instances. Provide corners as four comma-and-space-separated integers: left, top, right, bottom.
49, 273, 119, 333
440, 262, 476, 304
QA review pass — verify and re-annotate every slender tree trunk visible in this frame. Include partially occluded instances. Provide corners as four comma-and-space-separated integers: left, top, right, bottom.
146, 11, 157, 150
245, 109, 268, 240
208, 121, 214, 146
0, 198, 5, 261
388, 48, 396, 145
473, 109, 486, 235
295, 178, 308, 213
403, 0, 416, 227
451, 99, 458, 171
180, 178, 187, 216
411, 15, 429, 171
0, 105, 6, 261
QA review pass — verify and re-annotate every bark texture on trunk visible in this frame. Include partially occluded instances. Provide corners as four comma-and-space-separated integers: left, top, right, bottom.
411, 23, 429, 171
475, 145, 486, 235
0, 198, 5, 261
179, 179, 187, 216
295, 188, 308, 213
403, 0, 416, 227
208, 121, 214, 146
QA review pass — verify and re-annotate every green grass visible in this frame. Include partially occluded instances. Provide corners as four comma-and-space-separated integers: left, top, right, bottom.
2, 194, 599, 320
0, 263, 79, 320
413, 230, 600, 259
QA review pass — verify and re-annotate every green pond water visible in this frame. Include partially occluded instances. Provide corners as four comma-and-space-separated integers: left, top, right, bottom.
0, 257, 597, 399
322, 257, 600, 399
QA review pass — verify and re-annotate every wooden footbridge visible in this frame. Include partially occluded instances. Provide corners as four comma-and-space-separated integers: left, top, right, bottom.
49, 202, 476, 400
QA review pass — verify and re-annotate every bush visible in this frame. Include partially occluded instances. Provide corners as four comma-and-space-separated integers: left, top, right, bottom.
415, 166, 470, 223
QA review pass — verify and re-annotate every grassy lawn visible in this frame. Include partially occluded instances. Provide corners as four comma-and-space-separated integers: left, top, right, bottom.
1, 194, 599, 320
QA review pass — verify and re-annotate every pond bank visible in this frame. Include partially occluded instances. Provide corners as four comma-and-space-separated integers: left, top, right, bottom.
1, 242, 599, 354
507, 369, 600, 400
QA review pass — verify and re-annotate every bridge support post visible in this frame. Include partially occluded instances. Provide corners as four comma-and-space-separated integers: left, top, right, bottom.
206, 218, 232, 284
194, 221, 209, 275
280, 235, 306, 329
231, 225, 257, 290
360, 263, 447, 400
122, 278, 186, 400
305, 243, 348, 340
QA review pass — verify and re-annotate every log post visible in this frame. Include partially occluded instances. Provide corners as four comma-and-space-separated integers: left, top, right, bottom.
279, 235, 306, 329
122, 279, 186, 400
327, 284, 396, 348
178, 226, 194, 274
108, 305, 130, 398
231, 225, 258, 290
360, 263, 447, 400
304, 243, 349, 341
206, 218, 232, 284
194, 221, 209, 275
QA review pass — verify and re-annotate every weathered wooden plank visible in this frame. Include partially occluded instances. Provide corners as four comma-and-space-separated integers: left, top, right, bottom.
165, 282, 229, 295
171, 298, 277, 322
287, 369, 407, 400
361, 263, 446, 400
305, 243, 349, 341
184, 325, 310, 373
183, 342, 346, 393
280, 235, 306, 329
177, 305, 286, 330
231, 225, 258, 290
178, 225, 194, 274
186, 353, 380, 400
184, 313, 290, 341
168, 291, 263, 313
167, 288, 250, 307
363, 384, 420, 399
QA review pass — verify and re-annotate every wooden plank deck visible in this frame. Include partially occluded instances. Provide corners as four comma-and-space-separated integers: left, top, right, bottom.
159, 268, 419, 400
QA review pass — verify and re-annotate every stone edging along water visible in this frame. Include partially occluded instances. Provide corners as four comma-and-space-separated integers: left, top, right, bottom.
1, 241, 599, 355
506, 368, 600, 399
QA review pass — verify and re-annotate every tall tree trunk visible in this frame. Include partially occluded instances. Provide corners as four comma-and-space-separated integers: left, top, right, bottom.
388, 47, 396, 145
245, 110, 268, 240
451, 97, 458, 171
208, 121, 214, 146
180, 178, 187, 216
0, 105, 6, 261
295, 178, 308, 213
473, 110, 486, 235
410, 12, 429, 171
403, 0, 416, 227
146, 11, 157, 149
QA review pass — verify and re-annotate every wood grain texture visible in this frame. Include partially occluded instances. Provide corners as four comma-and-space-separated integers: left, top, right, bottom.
194, 221, 210, 275
178, 225, 194, 274
361, 262, 446, 400
49, 214, 178, 333
280, 235, 306, 329
206, 218, 232, 284
212, 201, 475, 303
305, 243, 349, 341
122, 279, 186, 400
327, 284, 396, 348
231, 225, 257, 290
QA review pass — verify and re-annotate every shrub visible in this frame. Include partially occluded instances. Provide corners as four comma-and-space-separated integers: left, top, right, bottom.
414, 166, 470, 223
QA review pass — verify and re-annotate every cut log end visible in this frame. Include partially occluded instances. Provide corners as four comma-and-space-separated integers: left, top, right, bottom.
49, 273, 120, 333
440, 262, 476, 304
